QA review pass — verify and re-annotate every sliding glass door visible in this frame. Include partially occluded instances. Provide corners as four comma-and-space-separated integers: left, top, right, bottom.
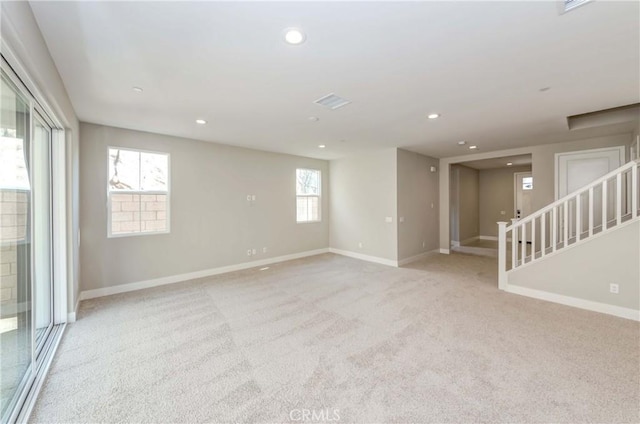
0, 70, 33, 421
0, 65, 55, 422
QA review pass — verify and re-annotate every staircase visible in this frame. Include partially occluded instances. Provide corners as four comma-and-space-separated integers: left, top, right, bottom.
497, 159, 640, 290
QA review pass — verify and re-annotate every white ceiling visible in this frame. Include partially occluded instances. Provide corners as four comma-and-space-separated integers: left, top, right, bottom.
459, 154, 532, 170
30, 1, 640, 160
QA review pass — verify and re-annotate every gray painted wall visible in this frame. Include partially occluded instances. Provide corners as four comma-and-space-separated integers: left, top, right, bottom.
509, 220, 640, 311
450, 165, 479, 243
2, 1, 81, 313
80, 123, 329, 291
478, 165, 531, 237
396, 149, 439, 261
329, 149, 398, 261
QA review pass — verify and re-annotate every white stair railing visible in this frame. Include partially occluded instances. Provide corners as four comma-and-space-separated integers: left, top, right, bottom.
498, 159, 640, 289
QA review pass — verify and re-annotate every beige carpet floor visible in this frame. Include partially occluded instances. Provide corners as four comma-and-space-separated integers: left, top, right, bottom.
31, 253, 639, 423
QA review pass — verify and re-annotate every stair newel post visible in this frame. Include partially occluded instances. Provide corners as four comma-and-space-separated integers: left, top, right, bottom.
497, 221, 508, 291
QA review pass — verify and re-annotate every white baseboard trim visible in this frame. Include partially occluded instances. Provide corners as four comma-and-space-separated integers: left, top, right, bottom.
439, 248, 450, 254
397, 249, 440, 266
505, 284, 640, 321
328, 248, 398, 267
461, 236, 479, 245
452, 245, 498, 257
80, 248, 330, 301
66, 297, 80, 323
452, 236, 480, 248
479, 235, 513, 242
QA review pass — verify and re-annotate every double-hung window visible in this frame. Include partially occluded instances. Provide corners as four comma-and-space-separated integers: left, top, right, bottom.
296, 168, 321, 223
108, 147, 170, 237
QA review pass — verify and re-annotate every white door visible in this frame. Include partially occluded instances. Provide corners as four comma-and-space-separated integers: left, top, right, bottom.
514, 172, 533, 242
557, 147, 624, 198
556, 146, 624, 238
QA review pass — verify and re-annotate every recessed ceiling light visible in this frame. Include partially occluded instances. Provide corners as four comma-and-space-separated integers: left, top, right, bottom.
284, 28, 306, 45
469, 145, 478, 150
132, 87, 143, 93
318, 144, 326, 149
195, 119, 207, 125
507, 162, 513, 166
427, 113, 440, 119
308, 116, 319, 122
458, 141, 467, 145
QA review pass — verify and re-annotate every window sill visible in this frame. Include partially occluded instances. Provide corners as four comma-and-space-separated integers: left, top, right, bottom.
107, 230, 170, 239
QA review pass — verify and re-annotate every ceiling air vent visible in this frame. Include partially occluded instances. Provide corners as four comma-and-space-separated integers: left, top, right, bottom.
563, 0, 592, 13
313, 93, 351, 110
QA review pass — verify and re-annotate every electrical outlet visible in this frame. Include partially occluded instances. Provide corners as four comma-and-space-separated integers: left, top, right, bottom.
246, 249, 252, 256
422, 241, 426, 248
251, 195, 256, 201
252, 248, 257, 255
609, 283, 619, 294
500, 210, 506, 215
385, 217, 393, 223
399, 216, 405, 223
431, 203, 434, 209
262, 247, 267, 253
358, 242, 363, 249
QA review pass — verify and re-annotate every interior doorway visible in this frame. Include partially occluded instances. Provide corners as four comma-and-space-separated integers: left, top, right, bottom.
449, 154, 532, 256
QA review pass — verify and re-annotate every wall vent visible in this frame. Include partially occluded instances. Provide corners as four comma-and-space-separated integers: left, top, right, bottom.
313, 93, 351, 110
563, 0, 592, 13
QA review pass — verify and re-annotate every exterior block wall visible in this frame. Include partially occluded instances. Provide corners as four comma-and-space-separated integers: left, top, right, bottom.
0, 190, 28, 307
110, 193, 167, 235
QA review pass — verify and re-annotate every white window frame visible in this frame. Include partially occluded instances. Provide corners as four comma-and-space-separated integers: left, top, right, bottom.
107, 146, 171, 238
296, 168, 321, 223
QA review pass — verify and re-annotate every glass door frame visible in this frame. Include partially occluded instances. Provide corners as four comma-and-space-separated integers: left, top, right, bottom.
32, 108, 55, 357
